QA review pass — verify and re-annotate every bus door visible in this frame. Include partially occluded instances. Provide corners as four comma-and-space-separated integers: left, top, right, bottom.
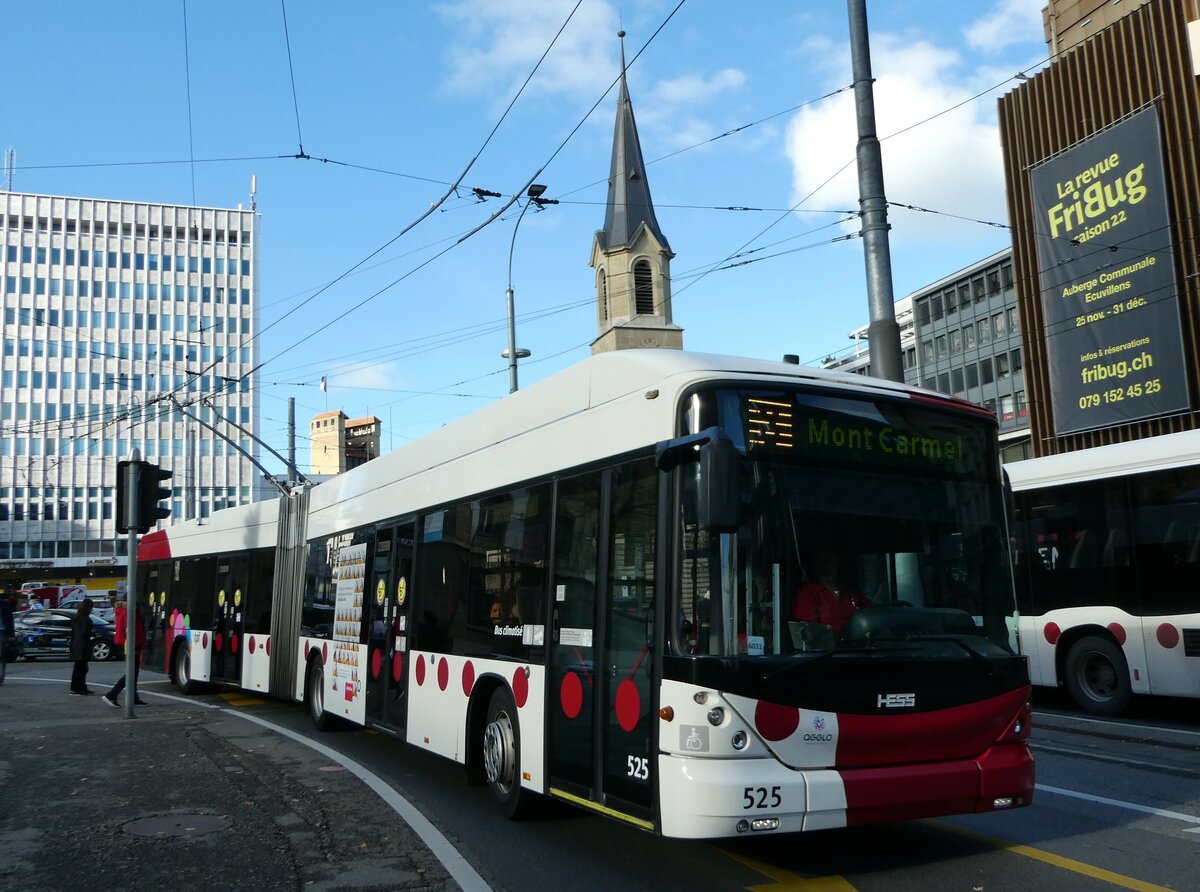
548, 460, 656, 821
365, 521, 415, 729
143, 564, 171, 674
212, 557, 247, 685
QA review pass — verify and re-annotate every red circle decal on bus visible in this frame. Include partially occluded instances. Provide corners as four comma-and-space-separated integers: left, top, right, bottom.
462, 661, 475, 696
415, 654, 426, 686
1156, 623, 1180, 648
322, 642, 329, 665
1106, 623, 1127, 646
230, 635, 239, 654
437, 657, 450, 691
754, 700, 800, 741
512, 668, 529, 708
371, 648, 382, 679
214, 633, 223, 653
615, 679, 640, 732
266, 637, 271, 657
248, 637, 256, 655
1043, 622, 1061, 645
202, 632, 209, 649
392, 652, 403, 682
561, 671, 583, 719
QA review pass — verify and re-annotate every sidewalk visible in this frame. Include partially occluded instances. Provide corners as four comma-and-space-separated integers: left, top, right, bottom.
0, 665, 456, 892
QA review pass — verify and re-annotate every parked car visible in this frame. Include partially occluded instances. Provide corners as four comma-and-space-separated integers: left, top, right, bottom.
57, 591, 116, 623
12, 609, 120, 662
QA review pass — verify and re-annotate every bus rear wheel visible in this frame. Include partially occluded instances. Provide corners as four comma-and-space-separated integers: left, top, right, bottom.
174, 642, 195, 694
1064, 635, 1131, 716
308, 660, 336, 731
482, 688, 532, 818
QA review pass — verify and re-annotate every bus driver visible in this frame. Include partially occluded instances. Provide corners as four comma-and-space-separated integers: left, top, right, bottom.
791, 548, 871, 634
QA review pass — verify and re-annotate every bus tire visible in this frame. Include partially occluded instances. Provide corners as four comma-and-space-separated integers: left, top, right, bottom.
174, 641, 196, 695
482, 687, 532, 818
1064, 635, 1131, 716
307, 660, 336, 731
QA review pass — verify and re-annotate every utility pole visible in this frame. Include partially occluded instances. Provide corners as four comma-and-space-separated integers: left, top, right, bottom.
848, 0, 904, 383
123, 451, 140, 719
287, 397, 297, 489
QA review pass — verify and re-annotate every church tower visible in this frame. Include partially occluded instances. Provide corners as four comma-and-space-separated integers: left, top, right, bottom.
590, 32, 683, 354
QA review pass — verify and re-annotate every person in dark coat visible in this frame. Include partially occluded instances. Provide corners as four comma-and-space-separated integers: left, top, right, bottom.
0, 593, 16, 685
69, 598, 95, 695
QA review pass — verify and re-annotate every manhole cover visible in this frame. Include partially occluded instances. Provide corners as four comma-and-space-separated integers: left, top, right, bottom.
123, 814, 231, 838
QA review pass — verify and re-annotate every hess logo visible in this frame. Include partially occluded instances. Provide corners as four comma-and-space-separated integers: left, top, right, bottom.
877, 692, 916, 708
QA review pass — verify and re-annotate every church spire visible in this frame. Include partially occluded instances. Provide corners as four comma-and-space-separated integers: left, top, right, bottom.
588, 30, 682, 355
598, 30, 670, 253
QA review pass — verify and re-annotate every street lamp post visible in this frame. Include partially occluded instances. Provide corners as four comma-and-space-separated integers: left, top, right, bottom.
504, 183, 548, 394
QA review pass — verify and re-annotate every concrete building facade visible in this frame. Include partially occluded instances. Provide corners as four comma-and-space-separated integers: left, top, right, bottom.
0, 191, 260, 586
310, 411, 380, 475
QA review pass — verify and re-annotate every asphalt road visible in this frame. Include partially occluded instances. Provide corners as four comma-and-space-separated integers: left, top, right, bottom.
7, 659, 1199, 892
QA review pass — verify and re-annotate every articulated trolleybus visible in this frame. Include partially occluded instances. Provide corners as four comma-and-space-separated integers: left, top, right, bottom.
1006, 429, 1200, 716
138, 351, 1033, 838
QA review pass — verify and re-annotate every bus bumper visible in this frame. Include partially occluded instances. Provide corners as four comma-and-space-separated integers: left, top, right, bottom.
656, 743, 1034, 839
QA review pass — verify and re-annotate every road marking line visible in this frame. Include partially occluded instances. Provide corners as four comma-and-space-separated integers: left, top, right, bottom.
151, 690, 491, 892
1034, 711, 1200, 740
942, 825, 1175, 892
718, 848, 857, 891
1037, 783, 1200, 830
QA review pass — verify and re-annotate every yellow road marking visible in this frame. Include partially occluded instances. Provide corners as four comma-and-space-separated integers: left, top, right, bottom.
719, 848, 857, 891
219, 693, 265, 707
939, 824, 1175, 892
547, 787, 655, 831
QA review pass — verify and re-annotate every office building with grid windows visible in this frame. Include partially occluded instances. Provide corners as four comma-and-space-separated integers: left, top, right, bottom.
0, 191, 261, 586
824, 248, 1031, 462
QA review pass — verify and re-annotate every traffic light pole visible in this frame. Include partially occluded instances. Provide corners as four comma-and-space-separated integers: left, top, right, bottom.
124, 452, 140, 718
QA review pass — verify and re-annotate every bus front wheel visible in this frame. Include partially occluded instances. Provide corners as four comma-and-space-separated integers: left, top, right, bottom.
1064, 635, 1131, 716
482, 688, 531, 818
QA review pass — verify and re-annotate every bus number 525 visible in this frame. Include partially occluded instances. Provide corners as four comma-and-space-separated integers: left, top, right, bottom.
743, 786, 782, 809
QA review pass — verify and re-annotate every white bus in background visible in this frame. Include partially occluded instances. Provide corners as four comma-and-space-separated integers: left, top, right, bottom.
137, 350, 1033, 838
1007, 429, 1200, 715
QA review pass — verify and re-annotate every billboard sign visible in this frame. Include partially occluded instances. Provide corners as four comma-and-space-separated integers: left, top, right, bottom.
1030, 106, 1187, 435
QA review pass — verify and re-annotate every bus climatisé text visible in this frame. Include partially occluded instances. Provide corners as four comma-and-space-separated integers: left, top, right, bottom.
135, 351, 1033, 838
1007, 429, 1200, 716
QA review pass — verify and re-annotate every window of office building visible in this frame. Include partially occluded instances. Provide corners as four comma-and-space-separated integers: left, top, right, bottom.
966, 363, 979, 388
951, 368, 964, 394
981, 357, 994, 384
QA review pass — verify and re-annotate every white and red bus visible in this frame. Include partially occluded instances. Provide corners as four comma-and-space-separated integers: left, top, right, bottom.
137, 350, 1033, 838
1007, 429, 1200, 716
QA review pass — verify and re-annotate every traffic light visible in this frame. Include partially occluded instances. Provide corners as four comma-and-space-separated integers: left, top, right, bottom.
137, 462, 173, 533
116, 460, 173, 535
115, 459, 134, 534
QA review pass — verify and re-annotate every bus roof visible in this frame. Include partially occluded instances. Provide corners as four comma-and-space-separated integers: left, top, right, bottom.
1005, 427, 1200, 491
150, 349, 965, 556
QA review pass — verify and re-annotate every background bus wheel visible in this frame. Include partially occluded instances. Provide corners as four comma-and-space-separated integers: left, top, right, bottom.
483, 688, 531, 818
174, 643, 195, 694
1064, 635, 1131, 716
308, 661, 336, 731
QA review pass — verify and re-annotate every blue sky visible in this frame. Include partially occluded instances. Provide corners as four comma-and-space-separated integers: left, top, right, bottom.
2, 0, 1048, 473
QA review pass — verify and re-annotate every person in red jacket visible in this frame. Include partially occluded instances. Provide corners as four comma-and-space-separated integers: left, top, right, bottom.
791, 549, 871, 635
101, 601, 147, 707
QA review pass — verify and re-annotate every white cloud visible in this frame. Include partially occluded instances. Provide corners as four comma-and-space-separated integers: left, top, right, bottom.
964, 0, 1045, 53
784, 35, 1008, 244
437, 0, 620, 101
652, 68, 746, 105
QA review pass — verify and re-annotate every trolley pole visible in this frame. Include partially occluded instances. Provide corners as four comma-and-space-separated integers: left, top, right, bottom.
848, 0, 904, 384
124, 449, 141, 718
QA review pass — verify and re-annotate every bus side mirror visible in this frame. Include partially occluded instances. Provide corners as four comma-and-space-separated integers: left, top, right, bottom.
699, 438, 740, 532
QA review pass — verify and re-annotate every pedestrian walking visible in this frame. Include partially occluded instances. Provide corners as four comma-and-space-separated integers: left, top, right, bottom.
0, 592, 16, 685
69, 598, 95, 695
102, 601, 146, 707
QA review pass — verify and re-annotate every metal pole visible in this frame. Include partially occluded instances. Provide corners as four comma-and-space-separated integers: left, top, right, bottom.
848, 0, 904, 384
287, 397, 297, 489
505, 198, 535, 394
124, 450, 140, 718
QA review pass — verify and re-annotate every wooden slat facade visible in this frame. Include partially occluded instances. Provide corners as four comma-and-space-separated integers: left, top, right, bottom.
999, 0, 1200, 456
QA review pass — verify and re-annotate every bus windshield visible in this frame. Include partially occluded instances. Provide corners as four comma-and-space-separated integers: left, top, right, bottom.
674, 387, 1017, 659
